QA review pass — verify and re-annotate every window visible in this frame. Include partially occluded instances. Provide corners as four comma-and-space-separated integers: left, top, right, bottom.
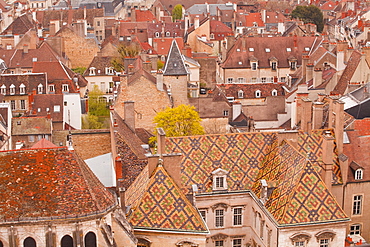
212, 168, 228, 190
237, 78, 245, 83
280, 77, 286, 82
255, 90, 261, 98
54, 105, 61, 112
265, 48, 270, 52
295, 242, 305, 247
227, 78, 234, 83
97, 21, 100, 26
49, 85, 55, 93
20, 83, 26, 94
290, 61, 296, 70
251, 62, 257, 70
10, 84, 15, 95
233, 239, 242, 247
355, 169, 363, 180
238, 90, 244, 98
37, 83, 43, 94
271, 61, 277, 70
353, 195, 362, 215
1, 85, 5, 95
29, 135, 35, 142
319, 239, 329, 247
216, 176, 224, 187
89, 67, 96, 75
155, 32, 160, 37
250, 77, 257, 83
210, 33, 214, 39
62, 84, 69, 92
261, 77, 266, 83
166, 31, 170, 37
20, 100, 25, 110
249, 47, 254, 52
233, 207, 242, 226
10, 100, 15, 110
215, 240, 224, 247
272, 89, 278, 96
215, 209, 224, 227
199, 210, 206, 222
350, 224, 361, 235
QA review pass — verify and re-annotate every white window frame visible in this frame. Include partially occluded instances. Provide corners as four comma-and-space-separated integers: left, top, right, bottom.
272, 89, 278, 96
37, 83, 43, 94
10, 84, 15, 95
1, 85, 6, 95
353, 195, 362, 215
294, 242, 305, 247
19, 83, 26, 94
237, 78, 245, 83
232, 239, 242, 247
271, 61, 277, 70
215, 209, 224, 228
62, 84, 69, 92
355, 169, 363, 180
199, 210, 206, 222
319, 238, 329, 247
350, 224, 361, 235
49, 85, 55, 93
223, 110, 229, 116
255, 90, 261, 98
20, 99, 25, 110
54, 105, 61, 112
227, 78, 234, 83
238, 90, 244, 98
251, 62, 257, 70
10, 100, 15, 110
233, 207, 242, 226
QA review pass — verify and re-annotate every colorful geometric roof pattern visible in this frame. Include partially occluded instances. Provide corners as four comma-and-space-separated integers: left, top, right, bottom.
129, 165, 208, 233
252, 141, 348, 225
165, 132, 277, 194
297, 129, 342, 184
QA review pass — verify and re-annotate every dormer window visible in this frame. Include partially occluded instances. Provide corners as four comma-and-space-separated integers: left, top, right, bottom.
106, 67, 114, 75
166, 31, 170, 37
9, 84, 15, 95
155, 32, 160, 38
271, 61, 277, 70
62, 84, 69, 92
272, 89, 278, 96
290, 61, 297, 70
212, 168, 228, 191
19, 83, 26, 94
89, 67, 96, 76
255, 90, 261, 98
210, 33, 214, 39
251, 62, 257, 70
238, 90, 244, 98
37, 83, 43, 94
0, 85, 5, 95
355, 169, 363, 180
49, 85, 55, 93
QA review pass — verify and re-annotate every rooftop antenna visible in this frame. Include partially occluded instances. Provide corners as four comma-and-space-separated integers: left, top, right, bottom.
67, 109, 74, 150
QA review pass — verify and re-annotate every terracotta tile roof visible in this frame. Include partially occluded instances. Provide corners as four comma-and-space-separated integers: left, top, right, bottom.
210, 20, 233, 40
153, 37, 184, 56
332, 50, 362, 95
147, 22, 184, 38
252, 140, 348, 225
245, 12, 264, 27
320, 1, 337, 11
31, 94, 64, 121
265, 11, 287, 24
1, 14, 36, 35
12, 116, 52, 135
84, 56, 114, 76
221, 36, 322, 69
0, 73, 47, 94
129, 164, 208, 233
163, 39, 188, 76
0, 147, 116, 222
31, 138, 58, 149
221, 83, 285, 99
134, 9, 157, 22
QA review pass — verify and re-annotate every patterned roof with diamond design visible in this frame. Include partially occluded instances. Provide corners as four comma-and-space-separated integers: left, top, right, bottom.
165, 132, 348, 225
252, 140, 348, 225
165, 132, 277, 194
129, 165, 208, 233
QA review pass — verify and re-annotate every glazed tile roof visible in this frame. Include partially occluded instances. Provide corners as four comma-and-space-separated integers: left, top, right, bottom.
129, 164, 208, 233
0, 147, 116, 222
165, 131, 347, 225
252, 140, 348, 225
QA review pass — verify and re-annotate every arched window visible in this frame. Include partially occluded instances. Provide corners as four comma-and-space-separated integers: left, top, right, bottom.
10, 84, 15, 95
238, 90, 244, 98
24, 237, 36, 247
155, 32, 160, 38
355, 169, 363, 180
61, 235, 73, 247
255, 90, 261, 98
84, 232, 96, 247
272, 89, 277, 96
37, 83, 43, 94
20, 83, 26, 94
165, 31, 170, 37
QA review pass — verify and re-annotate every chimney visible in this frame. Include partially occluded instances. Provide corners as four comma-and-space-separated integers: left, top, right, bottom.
312, 102, 324, 129
23, 44, 28, 54
128, 64, 134, 74
194, 15, 200, 29
313, 68, 323, 88
322, 131, 334, 191
156, 70, 164, 91
306, 64, 314, 82
301, 98, 312, 133
261, 9, 266, 23
143, 61, 152, 72
124, 101, 135, 131
232, 101, 242, 121
302, 55, 309, 82
13, 34, 20, 47
333, 100, 344, 153
336, 50, 346, 71
156, 127, 166, 159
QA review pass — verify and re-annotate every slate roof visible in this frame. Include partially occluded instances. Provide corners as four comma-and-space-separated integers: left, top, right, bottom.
12, 117, 52, 135
162, 39, 188, 76
164, 131, 347, 225
129, 164, 208, 233
221, 36, 322, 69
332, 50, 362, 95
0, 147, 116, 222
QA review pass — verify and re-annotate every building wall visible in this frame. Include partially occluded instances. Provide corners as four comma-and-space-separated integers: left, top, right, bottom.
63, 93, 82, 129
195, 192, 278, 247
163, 75, 189, 107
241, 96, 286, 121
187, 19, 211, 53
219, 67, 292, 84
134, 231, 206, 247
115, 75, 171, 131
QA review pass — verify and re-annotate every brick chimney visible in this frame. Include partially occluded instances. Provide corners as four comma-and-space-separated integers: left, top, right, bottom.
156, 70, 164, 91
312, 102, 324, 129
313, 68, 323, 88
302, 55, 309, 82
306, 64, 314, 82
23, 44, 28, 54
194, 15, 200, 29
322, 131, 334, 190
156, 127, 166, 159
301, 98, 312, 133
124, 101, 135, 131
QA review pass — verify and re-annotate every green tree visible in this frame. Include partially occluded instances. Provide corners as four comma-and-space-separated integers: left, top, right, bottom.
111, 43, 141, 72
157, 60, 164, 70
291, 5, 324, 32
82, 85, 110, 129
72, 67, 86, 74
152, 104, 205, 139
82, 114, 103, 129
172, 4, 183, 22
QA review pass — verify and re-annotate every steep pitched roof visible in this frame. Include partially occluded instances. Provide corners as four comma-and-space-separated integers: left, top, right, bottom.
163, 39, 188, 76
1, 14, 36, 35
31, 138, 58, 149
129, 164, 208, 233
0, 147, 116, 221
252, 140, 348, 225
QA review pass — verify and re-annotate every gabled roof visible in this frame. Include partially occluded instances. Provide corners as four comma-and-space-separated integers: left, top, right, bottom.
0, 147, 116, 221
31, 138, 58, 149
0, 73, 47, 94
1, 14, 36, 35
153, 37, 184, 56
332, 50, 362, 95
84, 56, 113, 76
32, 94, 64, 121
163, 39, 188, 76
129, 164, 208, 233
134, 9, 157, 22
245, 12, 265, 27
252, 140, 348, 225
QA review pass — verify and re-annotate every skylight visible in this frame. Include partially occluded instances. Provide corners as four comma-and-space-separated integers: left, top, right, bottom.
286, 48, 291, 52
265, 48, 270, 52
249, 47, 254, 52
